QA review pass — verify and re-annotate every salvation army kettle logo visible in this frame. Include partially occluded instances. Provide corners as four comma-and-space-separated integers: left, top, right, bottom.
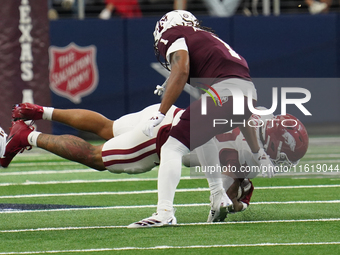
49, 43, 99, 103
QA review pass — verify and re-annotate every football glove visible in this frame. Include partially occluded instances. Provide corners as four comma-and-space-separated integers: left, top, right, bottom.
154, 78, 168, 96
253, 148, 275, 178
154, 85, 165, 96
142, 111, 165, 138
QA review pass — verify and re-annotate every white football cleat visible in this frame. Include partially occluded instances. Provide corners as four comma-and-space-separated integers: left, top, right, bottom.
207, 188, 232, 223
127, 210, 177, 228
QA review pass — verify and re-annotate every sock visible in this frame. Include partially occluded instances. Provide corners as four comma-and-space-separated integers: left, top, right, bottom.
196, 138, 223, 196
157, 136, 189, 213
42, 107, 54, 120
27, 131, 42, 147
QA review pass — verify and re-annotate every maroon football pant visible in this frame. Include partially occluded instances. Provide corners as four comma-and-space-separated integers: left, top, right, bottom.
169, 96, 256, 150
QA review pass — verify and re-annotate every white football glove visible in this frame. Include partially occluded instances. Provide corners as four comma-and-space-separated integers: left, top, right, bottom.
142, 111, 165, 138
154, 85, 165, 96
253, 148, 275, 178
154, 78, 168, 96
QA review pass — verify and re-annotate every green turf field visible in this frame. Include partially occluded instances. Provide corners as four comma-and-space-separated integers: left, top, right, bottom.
0, 137, 339, 254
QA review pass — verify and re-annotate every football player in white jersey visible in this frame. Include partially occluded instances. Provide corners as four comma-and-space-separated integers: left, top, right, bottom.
184, 108, 309, 217
3, 103, 308, 224
1, 102, 184, 174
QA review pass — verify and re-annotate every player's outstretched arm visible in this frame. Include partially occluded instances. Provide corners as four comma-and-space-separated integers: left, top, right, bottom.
158, 50, 189, 115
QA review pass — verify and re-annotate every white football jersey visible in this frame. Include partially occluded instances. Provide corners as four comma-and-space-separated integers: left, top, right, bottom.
215, 108, 274, 178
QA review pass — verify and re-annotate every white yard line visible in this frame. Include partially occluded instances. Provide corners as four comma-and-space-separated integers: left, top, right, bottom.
5, 162, 81, 167
0, 200, 340, 214
0, 169, 93, 176
255, 184, 340, 189
0, 176, 184, 186
303, 154, 340, 158
299, 159, 340, 164
0, 241, 339, 254
0, 188, 206, 199
309, 137, 340, 145
1, 218, 340, 233
0, 174, 339, 187
1, 184, 340, 198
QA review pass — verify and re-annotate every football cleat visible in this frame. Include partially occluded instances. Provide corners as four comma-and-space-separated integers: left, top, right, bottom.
207, 188, 232, 223
12, 103, 44, 121
127, 210, 177, 228
0, 120, 34, 168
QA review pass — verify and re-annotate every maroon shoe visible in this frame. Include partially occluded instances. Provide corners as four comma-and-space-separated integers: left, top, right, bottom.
0, 120, 34, 168
12, 103, 44, 121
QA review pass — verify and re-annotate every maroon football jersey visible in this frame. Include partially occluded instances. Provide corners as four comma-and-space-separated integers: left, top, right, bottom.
157, 26, 251, 81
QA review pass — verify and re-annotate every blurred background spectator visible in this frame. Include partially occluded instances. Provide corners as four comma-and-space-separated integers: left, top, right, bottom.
305, 0, 327, 14
305, 0, 328, 14
202, 0, 243, 17
48, 0, 340, 19
99, 0, 142, 19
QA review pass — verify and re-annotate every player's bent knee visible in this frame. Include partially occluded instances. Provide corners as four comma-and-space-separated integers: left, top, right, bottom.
161, 136, 189, 155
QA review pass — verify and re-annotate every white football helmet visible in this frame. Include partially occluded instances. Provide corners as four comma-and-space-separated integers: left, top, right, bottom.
153, 10, 199, 46
0, 126, 7, 158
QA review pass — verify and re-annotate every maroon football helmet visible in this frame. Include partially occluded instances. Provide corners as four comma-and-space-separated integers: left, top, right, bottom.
262, 114, 309, 168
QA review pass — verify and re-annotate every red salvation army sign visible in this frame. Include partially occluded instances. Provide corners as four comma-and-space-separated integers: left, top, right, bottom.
49, 43, 99, 103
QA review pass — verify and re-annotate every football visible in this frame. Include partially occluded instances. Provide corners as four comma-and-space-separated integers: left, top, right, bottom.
236, 178, 252, 200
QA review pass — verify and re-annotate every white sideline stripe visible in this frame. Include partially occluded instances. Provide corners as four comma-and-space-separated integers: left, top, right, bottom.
0, 174, 340, 187
301, 159, 340, 164
0, 242, 339, 254
1, 200, 340, 214
1, 218, 340, 233
5, 162, 81, 167
255, 184, 340, 190
1, 184, 340, 198
0, 177, 194, 186
304, 154, 340, 158
0, 188, 208, 199
0, 169, 93, 176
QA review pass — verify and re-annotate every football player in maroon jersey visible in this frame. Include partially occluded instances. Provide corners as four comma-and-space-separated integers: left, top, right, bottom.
130, 10, 276, 228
